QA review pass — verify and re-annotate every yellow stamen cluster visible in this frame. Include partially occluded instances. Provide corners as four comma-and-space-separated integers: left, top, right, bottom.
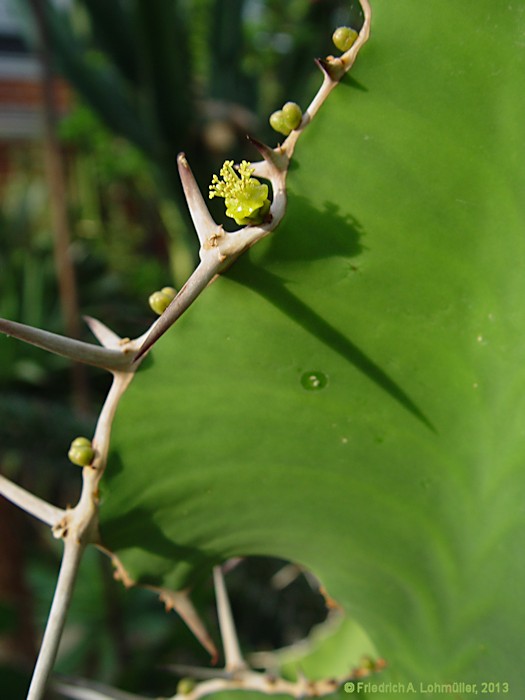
209, 160, 270, 226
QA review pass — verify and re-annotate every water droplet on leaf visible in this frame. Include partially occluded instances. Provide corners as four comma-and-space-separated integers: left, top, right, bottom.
300, 371, 328, 391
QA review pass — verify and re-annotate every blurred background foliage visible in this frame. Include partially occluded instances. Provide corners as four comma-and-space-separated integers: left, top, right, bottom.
0, 0, 361, 696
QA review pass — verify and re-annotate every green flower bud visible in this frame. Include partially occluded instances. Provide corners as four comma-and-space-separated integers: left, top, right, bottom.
269, 110, 285, 134
270, 102, 303, 136
269, 110, 288, 136
149, 287, 176, 315
332, 26, 359, 53
68, 437, 95, 467
282, 102, 302, 131
177, 678, 197, 695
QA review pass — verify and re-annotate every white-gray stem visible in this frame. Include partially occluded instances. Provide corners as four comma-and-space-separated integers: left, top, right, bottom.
27, 538, 86, 700
213, 566, 246, 672
0, 474, 64, 526
0, 318, 131, 371
136, 253, 221, 359
178, 153, 218, 246
54, 676, 147, 700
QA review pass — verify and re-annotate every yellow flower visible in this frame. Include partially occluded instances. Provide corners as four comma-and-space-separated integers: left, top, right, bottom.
209, 160, 270, 226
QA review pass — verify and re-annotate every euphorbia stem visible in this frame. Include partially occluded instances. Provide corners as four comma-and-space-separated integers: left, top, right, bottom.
27, 538, 85, 700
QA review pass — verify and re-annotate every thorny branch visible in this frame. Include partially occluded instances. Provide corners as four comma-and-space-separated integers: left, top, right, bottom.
27, 539, 85, 700
0, 3, 372, 699
135, 0, 371, 357
53, 576, 385, 700
54, 668, 371, 700
0, 475, 64, 527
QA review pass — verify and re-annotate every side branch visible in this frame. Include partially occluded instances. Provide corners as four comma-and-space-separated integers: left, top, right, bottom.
0, 474, 64, 526
135, 253, 222, 360
54, 677, 146, 699
0, 318, 132, 372
282, 0, 371, 158
53, 669, 374, 700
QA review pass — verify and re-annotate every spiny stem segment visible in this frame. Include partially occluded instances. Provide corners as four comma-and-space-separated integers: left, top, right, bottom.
178, 153, 218, 248
53, 576, 385, 699
24, 370, 133, 700
0, 475, 64, 527
54, 676, 145, 699
27, 539, 86, 700
0, 317, 132, 372
213, 566, 247, 672
134, 254, 222, 361
144, 585, 217, 660
135, 0, 371, 359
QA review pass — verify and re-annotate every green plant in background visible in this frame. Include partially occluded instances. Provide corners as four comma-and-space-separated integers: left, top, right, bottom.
58, 104, 172, 302
0, 160, 65, 384
2, 1, 525, 700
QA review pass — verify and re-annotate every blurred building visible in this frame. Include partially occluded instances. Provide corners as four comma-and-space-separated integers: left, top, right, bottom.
0, 0, 71, 186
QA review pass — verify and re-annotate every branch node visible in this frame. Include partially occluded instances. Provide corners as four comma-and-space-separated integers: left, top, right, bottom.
247, 135, 289, 174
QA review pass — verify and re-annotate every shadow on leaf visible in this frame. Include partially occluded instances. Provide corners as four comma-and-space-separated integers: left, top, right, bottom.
229, 204, 433, 430
259, 194, 365, 263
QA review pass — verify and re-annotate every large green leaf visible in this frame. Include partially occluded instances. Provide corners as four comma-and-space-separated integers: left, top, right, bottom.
100, 1, 525, 694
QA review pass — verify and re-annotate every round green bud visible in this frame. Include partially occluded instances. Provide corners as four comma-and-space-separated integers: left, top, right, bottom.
149, 287, 176, 315
282, 102, 302, 131
269, 109, 289, 136
177, 678, 197, 695
332, 26, 358, 53
68, 437, 95, 467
